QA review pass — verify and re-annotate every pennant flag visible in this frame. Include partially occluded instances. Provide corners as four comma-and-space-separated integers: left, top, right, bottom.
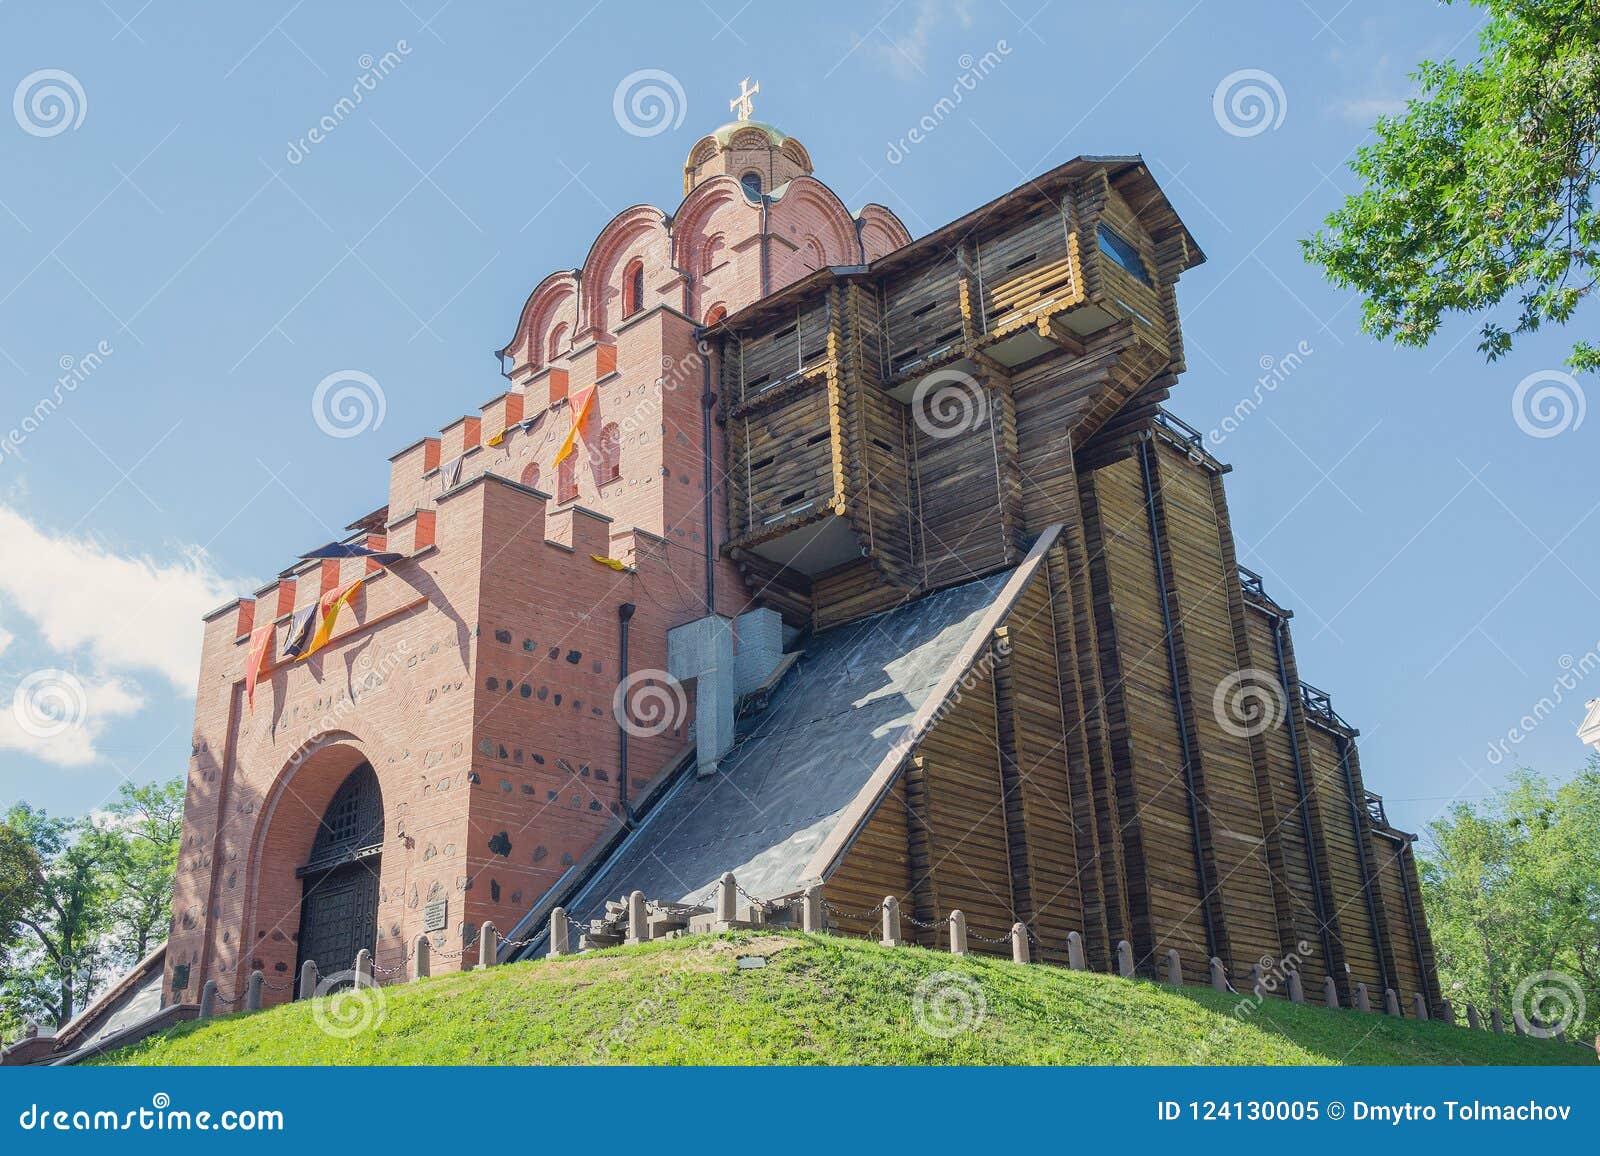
485, 430, 505, 447
590, 554, 630, 572
554, 386, 596, 466
439, 456, 463, 494
300, 580, 364, 661
299, 542, 403, 565
282, 605, 317, 660
244, 624, 274, 712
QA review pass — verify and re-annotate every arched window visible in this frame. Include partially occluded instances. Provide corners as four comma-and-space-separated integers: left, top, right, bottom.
622, 259, 645, 318
547, 323, 567, 365
700, 233, 725, 275
597, 422, 622, 484
704, 303, 728, 326
556, 454, 578, 504
740, 171, 763, 200
520, 462, 541, 491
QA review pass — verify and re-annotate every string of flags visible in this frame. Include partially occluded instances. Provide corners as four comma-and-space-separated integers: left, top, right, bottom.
554, 385, 596, 466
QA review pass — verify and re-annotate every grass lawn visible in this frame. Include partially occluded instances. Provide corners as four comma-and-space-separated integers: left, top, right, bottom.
96, 932, 1596, 1066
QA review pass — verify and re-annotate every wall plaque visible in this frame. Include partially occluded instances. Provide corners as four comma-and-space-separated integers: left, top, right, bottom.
423, 899, 448, 933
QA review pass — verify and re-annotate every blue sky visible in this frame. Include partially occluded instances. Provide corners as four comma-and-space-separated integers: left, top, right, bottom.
0, 1, 1594, 840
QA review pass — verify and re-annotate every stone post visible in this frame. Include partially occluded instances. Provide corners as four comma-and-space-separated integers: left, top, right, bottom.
1249, 964, 1265, 998
948, 909, 968, 956
880, 896, 903, 947
1410, 992, 1428, 1020
299, 959, 319, 1000
801, 885, 822, 934
246, 970, 264, 1011
1355, 983, 1370, 1012
1323, 976, 1339, 1008
1384, 988, 1400, 1017
1466, 1003, 1481, 1031
1439, 998, 1454, 1025
479, 921, 499, 969
412, 935, 431, 982
1165, 949, 1182, 986
198, 980, 216, 1019
1067, 931, 1086, 971
717, 871, 738, 926
1491, 1007, 1504, 1034
549, 907, 570, 957
1011, 923, 1030, 965
1116, 940, 1135, 978
1209, 957, 1227, 992
1288, 971, 1304, 1004
625, 891, 648, 945
354, 948, 373, 988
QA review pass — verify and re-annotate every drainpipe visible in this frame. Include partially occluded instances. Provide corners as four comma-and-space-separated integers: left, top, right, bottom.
1337, 734, 1390, 995
1272, 617, 1334, 978
1138, 437, 1219, 964
699, 343, 716, 616
617, 603, 636, 821
1395, 838, 1431, 1006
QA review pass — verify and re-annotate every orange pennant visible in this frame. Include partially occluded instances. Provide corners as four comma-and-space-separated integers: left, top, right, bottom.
244, 624, 273, 711
553, 386, 596, 466
299, 580, 364, 661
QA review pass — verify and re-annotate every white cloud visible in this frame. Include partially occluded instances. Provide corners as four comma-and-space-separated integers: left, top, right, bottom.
865, 0, 974, 81
0, 504, 244, 692
0, 624, 12, 657
0, 672, 144, 767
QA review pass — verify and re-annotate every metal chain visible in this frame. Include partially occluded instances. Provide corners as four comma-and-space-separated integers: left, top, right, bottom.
901, 912, 951, 929
823, 899, 887, 922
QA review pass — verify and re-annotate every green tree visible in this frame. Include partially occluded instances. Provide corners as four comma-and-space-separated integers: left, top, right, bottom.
95, 779, 183, 964
1420, 758, 1600, 1031
0, 822, 42, 965
0, 804, 113, 1029
1303, 0, 1600, 371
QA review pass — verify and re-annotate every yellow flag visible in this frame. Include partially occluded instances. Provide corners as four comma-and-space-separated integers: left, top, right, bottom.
299, 579, 364, 660
554, 386, 596, 466
590, 554, 629, 572
485, 430, 505, 447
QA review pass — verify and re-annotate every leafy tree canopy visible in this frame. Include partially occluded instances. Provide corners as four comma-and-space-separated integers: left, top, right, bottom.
1304, 0, 1600, 371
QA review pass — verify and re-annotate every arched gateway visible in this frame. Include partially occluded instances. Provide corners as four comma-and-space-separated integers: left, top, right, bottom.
294, 763, 384, 978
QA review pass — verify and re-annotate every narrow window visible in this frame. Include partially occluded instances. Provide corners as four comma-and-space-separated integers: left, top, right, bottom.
622, 260, 645, 318
704, 303, 728, 325
557, 455, 578, 504
520, 462, 541, 491
597, 423, 622, 484
547, 323, 567, 365
1096, 224, 1153, 286
740, 171, 763, 200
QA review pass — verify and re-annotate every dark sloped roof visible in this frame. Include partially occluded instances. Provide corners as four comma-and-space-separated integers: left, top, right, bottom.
568, 571, 1013, 920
